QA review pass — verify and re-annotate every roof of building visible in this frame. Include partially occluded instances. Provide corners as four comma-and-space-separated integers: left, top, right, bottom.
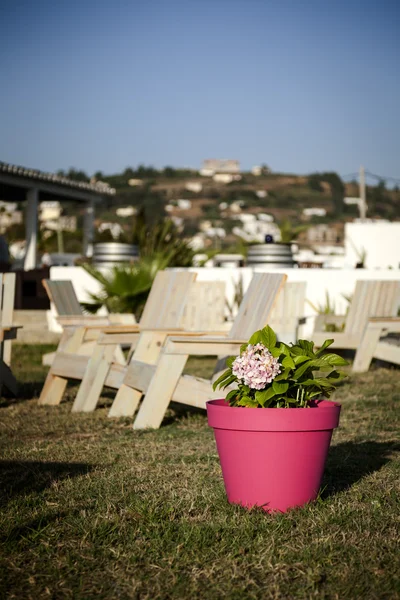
0, 162, 116, 196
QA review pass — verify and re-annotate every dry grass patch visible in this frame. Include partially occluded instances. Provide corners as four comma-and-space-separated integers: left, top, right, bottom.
0, 346, 399, 599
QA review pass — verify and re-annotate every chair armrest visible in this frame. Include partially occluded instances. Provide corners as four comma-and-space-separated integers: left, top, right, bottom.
164, 336, 247, 356
367, 317, 400, 333
57, 315, 110, 327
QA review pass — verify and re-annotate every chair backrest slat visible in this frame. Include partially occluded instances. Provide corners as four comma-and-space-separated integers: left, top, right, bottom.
229, 273, 287, 339
43, 280, 83, 316
1, 273, 16, 327
139, 271, 197, 330
344, 280, 400, 335
268, 281, 306, 335
181, 281, 225, 331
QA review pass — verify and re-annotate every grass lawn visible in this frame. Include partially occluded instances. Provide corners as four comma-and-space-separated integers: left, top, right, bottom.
1, 345, 399, 599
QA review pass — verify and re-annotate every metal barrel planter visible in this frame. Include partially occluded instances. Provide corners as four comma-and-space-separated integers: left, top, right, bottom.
247, 243, 296, 268
92, 243, 139, 268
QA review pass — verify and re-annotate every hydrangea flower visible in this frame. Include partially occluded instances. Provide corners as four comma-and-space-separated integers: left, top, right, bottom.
232, 343, 281, 390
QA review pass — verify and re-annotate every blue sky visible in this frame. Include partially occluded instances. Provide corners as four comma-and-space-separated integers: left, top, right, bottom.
0, 0, 399, 179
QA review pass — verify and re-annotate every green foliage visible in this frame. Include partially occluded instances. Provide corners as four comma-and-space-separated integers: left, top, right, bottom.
307, 290, 336, 315
132, 208, 194, 267
82, 257, 169, 318
307, 172, 345, 216
279, 219, 308, 243
213, 325, 348, 408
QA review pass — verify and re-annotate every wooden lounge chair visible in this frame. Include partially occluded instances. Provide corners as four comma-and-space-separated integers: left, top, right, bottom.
268, 281, 307, 344
105, 272, 287, 429
352, 317, 400, 372
72, 279, 227, 414
37, 271, 213, 408
312, 280, 400, 349
0, 273, 21, 396
42, 279, 136, 366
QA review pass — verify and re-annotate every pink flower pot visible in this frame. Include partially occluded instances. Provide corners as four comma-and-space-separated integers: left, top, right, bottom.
207, 398, 341, 513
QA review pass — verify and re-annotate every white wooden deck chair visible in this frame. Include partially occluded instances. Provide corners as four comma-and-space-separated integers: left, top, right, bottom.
312, 280, 400, 349
268, 281, 307, 344
42, 280, 136, 366
353, 317, 400, 372
0, 273, 20, 396
110, 272, 287, 429
72, 279, 227, 414
38, 271, 198, 407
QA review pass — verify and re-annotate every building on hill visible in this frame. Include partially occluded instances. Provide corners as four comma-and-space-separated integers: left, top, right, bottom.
200, 159, 240, 176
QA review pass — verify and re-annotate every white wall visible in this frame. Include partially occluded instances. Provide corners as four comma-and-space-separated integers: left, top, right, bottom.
345, 222, 400, 269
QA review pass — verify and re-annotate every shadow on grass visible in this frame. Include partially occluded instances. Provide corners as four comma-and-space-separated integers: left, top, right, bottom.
0, 460, 94, 506
322, 440, 399, 498
0, 381, 46, 408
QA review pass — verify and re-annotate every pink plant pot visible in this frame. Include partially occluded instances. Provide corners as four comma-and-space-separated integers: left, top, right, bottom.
207, 398, 341, 513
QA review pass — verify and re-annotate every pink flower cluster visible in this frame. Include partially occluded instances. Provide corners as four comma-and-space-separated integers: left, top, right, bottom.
232, 343, 281, 390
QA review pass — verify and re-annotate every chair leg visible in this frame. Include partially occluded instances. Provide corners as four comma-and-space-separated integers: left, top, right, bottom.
133, 352, 189, 430
38, 328, 86, 406
353, 324, 383, 372
72, 345, 116, 413
109, 384, 142, 417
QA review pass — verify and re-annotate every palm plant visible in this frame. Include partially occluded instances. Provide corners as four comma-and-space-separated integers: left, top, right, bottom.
82, 256, 170, 318
82, 213, 194, 318
132, 209, 194, 267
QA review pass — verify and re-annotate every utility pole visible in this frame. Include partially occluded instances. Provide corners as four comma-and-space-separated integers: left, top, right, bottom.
359, 165, 367, 220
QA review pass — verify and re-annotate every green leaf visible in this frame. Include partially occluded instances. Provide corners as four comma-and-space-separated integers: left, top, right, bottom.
323, 353, 349, 366
240, 344, 248, 354
315, 339, 334, 356
293, 355, 311, 365
297, 340, 316, 355
272, 381, 289, 394
255, 387, 277, 406
273, 368, 291, 381
290, 345, 313, 358
212, 369, 233, 391
225, 389, 238, 403
221, 375, 238, 389
282, 355, 295, 369
237, 396, 258, 407
260, 326, 277, 350
279, 343, 291, 357
226, 356, 236, 368
270, 347, 281, 358
301, 378, 334, 388
292, 360, 314, 380
249, 330, 263, 345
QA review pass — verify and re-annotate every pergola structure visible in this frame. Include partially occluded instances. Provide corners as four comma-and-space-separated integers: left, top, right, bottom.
0, 162, 116, 270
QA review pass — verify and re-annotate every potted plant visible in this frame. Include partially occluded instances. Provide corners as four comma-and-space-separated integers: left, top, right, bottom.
207, 325, 348, 513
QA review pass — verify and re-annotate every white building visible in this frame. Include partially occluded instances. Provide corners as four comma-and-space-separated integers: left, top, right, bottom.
345, 221, 400, 269
233, 214, 281, 243
185, 182, 202, 193
303, 208, 327, 218
201, 159, 240, 175
176, 199, 192, 210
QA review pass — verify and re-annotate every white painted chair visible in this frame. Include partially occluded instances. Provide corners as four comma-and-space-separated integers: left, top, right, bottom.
126, 272, 287, 429
0, 273, 20, 396
353, 317, 400, 372
71, 279, 227, 415
38, 270, 199, 407
268, 281, 307, 344
312, 280, 400, 349
42, 279, 136, 366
